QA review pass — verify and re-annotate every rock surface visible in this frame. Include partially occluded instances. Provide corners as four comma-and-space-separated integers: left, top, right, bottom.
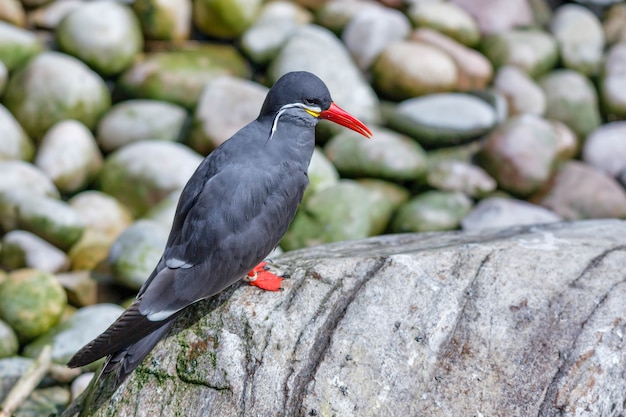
67, 220, 626, 417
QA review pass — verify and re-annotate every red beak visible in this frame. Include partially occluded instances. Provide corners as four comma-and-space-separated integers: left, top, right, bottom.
319, 102, 373, 139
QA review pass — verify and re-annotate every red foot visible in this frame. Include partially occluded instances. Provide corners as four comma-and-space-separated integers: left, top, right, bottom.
246, 262, 283, 291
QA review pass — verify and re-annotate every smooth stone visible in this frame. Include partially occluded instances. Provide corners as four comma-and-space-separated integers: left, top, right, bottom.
411, 28, 493, 91
450, 0, 534, 34
493, 65, 546, 116
0, 60, 6, 95
0, 320, 18, 358
240, 18, 299, 65
481, 29, 558, 77
0, 161, 59, 198
194, 0, 262, 39
118, 45, 250, 110
388, 93, 497, 147
0, 190, 85, 250
3, 51, 110, 140
539, 161, 626, 220
56, 0, 143, 76
315, 1, 377, 34
357, 179, 410, 235
24, 303, 124, 365
342, 5, 411, 70
391, 191, 472, 233
34, 120, 103, 194
99, 140, 202, 217
268, 24, 380, 127
68, 191, 133, 242
0, 357, 34, 402
0, 103, 33, 161
27, 0, 83, 30
604, 4, 626, 44
109, 220, 168, 290
0, 269, 67, 342
461, 197, 562, 231
0, 0, 25, 27
550, 120, 578, 160
407, 1, 479, 46
189, 76, 268, 154
582, 122, 626, 177
133, 0, 192, 41
55, 271, 98, 307
477, 115, 559, 197
142, 189, 181, 230
15, 386, 70, 416
324, 127, 427, 181
0, 21, 43, 71
281, 180, 377, 251
66, 230, 112, 272
96, 99, 188, 152
303, 148, 339, 202
550, 4, 604, 76
601, 43, 626, 119
539, 69, 601, 140
0, 230, 69, 273
427, 160, 497, 198
71, 373, 94, 401
373, 40, 457, 100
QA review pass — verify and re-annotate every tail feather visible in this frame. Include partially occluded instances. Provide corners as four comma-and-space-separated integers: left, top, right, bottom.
100, 322, 174, 390
67, 302, 166, 369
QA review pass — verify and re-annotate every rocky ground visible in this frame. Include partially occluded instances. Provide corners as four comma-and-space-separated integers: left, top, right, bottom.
0, 0, 625, 415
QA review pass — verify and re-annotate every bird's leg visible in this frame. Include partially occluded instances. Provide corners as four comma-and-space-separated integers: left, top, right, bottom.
245, 261, 283, 291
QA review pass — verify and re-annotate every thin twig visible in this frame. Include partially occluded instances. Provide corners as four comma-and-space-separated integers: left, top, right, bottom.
0, 345, 52, 417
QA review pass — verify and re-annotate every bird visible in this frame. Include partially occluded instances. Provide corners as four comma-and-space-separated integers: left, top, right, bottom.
67, 71, 373, 390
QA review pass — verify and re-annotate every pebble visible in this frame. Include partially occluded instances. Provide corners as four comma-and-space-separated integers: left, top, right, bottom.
388, 93, 497, 147
108, 220, 168, 290
56, 0, 143, 76
0, 103, 33, 161
0, 268, 67, 342
0, 160, 59, 198
99, 140, 202, 217
450, 0, 534, 34
539, 161, 626, 220
343, 5, 411, 70
303, 148, 339, 202
96, 99, 188, 153
600, 43, 626, 119
477, 115, 559, 197
427, 160, 496, 198
582, 122, 626, 177
373, 40, 458, 100
461, 197, 562, 231
35, 120, 103, 194
358, 179, 409, 235
407, 1, 479, 46
189, 76, 268, 154
0, 319, 18, 358
0, 230, 70, 273
324, 127, 428, 181
550, 4, 604, 76
0, 21, 43, 71
493, 65, 546, 116
193, 0, 263, 39
69, 191, 133, 242
540, 69, 601, 140
2, 51, 110, 140
133, 0, 192, 41
391, 191, 473, 233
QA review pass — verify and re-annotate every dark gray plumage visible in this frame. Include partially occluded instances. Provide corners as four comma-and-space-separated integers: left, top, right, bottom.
67, 71, 372, 390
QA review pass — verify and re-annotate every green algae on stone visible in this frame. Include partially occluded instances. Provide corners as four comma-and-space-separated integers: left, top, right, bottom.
118, 45, 251, 109
0, 21, 43, 71
2, 51, 111, 141
133, 0, 192, 41
0, 190, 85, 250
0, 319, 19, 358
0, 269, 67, 342
193, 0, 262, 39
391, 191, 473, 233
357, 179, 410, 235
0, 103, 34, 162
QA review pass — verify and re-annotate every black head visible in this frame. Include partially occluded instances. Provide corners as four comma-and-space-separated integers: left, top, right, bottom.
259, 71, 332, 117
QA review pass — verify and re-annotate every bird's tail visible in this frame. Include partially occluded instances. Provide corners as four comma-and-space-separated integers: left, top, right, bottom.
99, 322, 174, 390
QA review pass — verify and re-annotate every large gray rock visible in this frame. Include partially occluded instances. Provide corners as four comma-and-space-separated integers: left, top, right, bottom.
67, 220, 626, 417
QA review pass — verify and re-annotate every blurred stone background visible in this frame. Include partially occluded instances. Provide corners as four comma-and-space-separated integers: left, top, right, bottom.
0, 0, 625, 414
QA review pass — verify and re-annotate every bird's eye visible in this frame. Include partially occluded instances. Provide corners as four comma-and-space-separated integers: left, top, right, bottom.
304, 98, 317, 106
